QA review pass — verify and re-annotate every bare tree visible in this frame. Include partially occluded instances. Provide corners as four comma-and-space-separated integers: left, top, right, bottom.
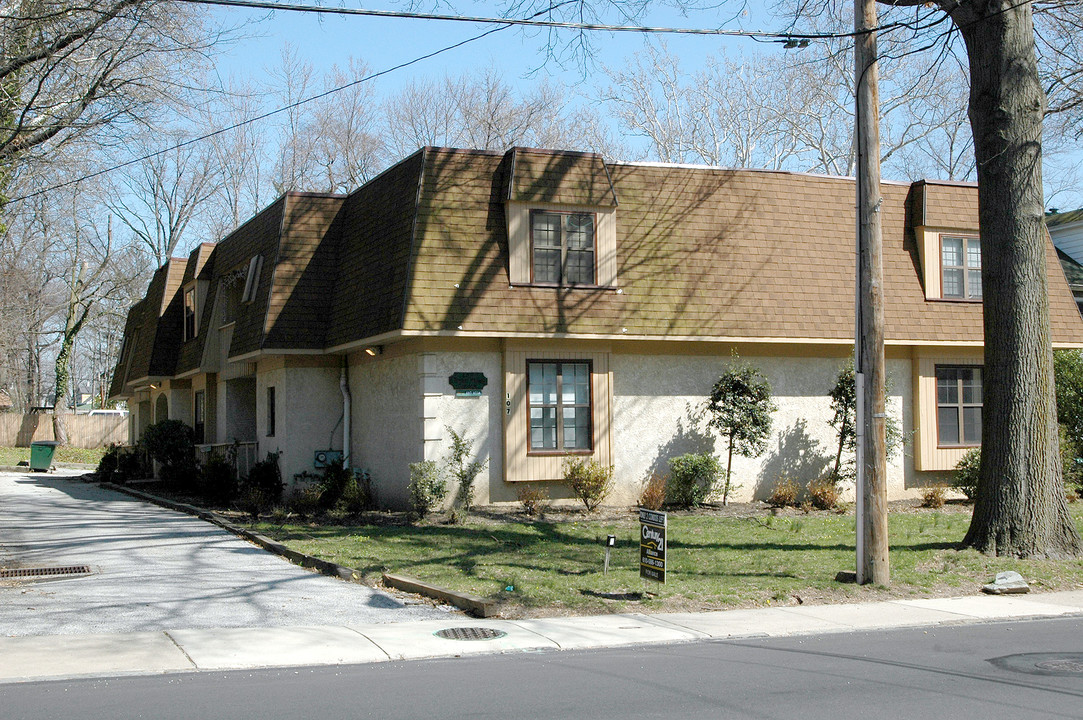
268, 44, 319, 194
108, 133, 223, 266
382, 67, 614, 158
0, 0, 222, 167
309, 59, 385, 192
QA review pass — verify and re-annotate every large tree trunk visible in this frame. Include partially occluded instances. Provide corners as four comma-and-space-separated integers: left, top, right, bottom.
954, 1, 1082, 558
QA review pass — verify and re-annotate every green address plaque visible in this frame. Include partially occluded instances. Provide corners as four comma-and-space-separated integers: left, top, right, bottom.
448, 372, 488, 398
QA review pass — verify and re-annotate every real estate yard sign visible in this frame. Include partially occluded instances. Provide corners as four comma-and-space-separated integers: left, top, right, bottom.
639, 509, 667, 583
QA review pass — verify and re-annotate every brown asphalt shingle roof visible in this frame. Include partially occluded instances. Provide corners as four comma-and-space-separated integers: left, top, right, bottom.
112, 147, 1083, 396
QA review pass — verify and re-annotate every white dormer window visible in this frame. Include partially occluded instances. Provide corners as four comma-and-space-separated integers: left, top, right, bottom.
531, 211, 595, 285
183, 286, 198, 340
941, 236, 981, 300
242, 255, 263, 303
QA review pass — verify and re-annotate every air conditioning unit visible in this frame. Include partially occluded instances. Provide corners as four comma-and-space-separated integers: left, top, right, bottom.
313, 450, 343, 469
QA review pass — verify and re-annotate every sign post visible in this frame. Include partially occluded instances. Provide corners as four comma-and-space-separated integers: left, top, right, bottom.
639, 509, 667, 583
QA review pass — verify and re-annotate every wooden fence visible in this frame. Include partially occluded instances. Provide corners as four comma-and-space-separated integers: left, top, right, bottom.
0, 413, 129, 448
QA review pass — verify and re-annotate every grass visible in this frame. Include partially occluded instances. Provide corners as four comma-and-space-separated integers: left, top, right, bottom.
0, 445, 106, 466
250, 505, 1083, 617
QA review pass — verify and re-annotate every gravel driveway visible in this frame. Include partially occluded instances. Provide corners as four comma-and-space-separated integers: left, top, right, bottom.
0, 471, 447, 636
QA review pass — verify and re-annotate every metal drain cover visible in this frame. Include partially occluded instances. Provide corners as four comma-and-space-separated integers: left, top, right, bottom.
434, 627, 507, 641
0, 565, 92, 579
989, 653, 1083, 676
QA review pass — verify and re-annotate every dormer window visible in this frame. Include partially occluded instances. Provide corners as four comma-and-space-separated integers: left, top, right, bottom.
183, 287, 197, 340
941, 236, 981, 300
531, 211, 596, 285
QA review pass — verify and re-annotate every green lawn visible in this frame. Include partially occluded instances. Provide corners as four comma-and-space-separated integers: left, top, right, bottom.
0, 445, 105, 466
251, 506, 1083, 617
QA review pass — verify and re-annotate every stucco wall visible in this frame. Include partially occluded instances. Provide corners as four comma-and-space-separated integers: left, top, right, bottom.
609, 353, 912, 505
349, 352, 424, 508
257, 358, 345, 488
418, 351, 504, 504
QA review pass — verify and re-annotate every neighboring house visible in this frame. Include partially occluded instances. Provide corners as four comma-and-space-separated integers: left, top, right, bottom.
1048, 208, 1083, 316
109, 147, 1083, 507
0, 389, 12, 412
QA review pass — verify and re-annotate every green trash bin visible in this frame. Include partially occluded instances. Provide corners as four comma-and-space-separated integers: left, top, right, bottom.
29, 441, 58, 472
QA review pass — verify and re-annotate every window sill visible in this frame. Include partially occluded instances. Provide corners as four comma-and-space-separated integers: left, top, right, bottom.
511, 283, 618, 292
527, 449, 594, 457
937, 443, 980, 450
927, 297, 982, 303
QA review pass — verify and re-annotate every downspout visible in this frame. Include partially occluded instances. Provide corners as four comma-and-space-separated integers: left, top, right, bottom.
340, 357, 351, 467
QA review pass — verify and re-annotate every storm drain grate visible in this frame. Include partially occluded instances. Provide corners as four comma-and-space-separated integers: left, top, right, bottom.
0, 565, 92, 579
434, 627, 507, 641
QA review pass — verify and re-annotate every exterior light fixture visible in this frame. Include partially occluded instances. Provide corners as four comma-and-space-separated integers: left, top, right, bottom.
364, 346, 382, 357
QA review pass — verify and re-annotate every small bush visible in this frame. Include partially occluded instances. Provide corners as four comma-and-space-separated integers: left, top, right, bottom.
241, 452, 284, 504
639, 472, 667, 510
198, 455, 238, 505
767, 474, 800, 508
408, 460, 447, 517
1060, 424, 1083, 497
141, 419, 197, 487
562, 457, 614, 512
921, 485, 947, 509
95, 443, 122, 482
516, 484, 550, 516
286, 484, 322, 517
806, 474, 840, 510
446, 427, 486, 511
666, 453, 722, 508
953, 448, 980, 501
115, 448, 147, 484
338, 469, 374, 514
315, 459, 353, 511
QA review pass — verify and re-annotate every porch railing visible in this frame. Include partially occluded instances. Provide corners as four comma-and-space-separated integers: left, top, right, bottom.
195, 441, 259, 480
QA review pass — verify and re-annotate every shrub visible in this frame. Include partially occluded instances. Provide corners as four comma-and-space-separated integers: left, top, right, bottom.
562, 457, 614, 512
666, 453, 722, 508
315, 459, 353, 511
806, 474, 840, 510
408, 460, 447, 517
516, 484, 550, 516
767, 474, 800, 508
921, 485, 946, 509
639, 472, 666, 511
707, 356, 776, 505
241, 451, 284, 505
141, 419, 196, 487
953, 448, 980, 501
95, 443, 122, 482
286, 484, 322, 517
115, 448, 147, 484
1060, 424, 1083, 497
338, 469, 374, 514
446, 427, 486, 511
198, 455, 238, 505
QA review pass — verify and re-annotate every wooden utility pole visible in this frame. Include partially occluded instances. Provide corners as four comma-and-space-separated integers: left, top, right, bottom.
854, 0, 889, 585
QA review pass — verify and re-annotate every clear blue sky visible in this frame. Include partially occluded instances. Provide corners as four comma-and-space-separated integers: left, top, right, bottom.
204, 2, 1082, 208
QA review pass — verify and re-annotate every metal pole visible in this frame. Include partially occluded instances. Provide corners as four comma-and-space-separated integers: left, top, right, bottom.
855, 0, 889, 585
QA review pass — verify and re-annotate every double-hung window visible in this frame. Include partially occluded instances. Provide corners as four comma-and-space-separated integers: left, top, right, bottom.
183, 288, 197, 340
531, 211, 595, 285
941, 236, 981, 299
936, 365, 982, 446
528, 361, 592, 452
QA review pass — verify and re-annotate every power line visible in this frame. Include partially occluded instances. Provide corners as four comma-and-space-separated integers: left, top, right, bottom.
178, 0, 910, 41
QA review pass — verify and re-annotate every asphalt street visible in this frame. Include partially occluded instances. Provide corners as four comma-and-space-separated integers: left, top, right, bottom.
3, 615, 1082, 720
0, 470, 447, 635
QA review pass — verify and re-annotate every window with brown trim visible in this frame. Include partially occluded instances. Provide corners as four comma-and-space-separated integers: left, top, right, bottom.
531, 211, 595, 285
528, 361, 592, 452
941, 236, 981, 299
936, 365, 982, 446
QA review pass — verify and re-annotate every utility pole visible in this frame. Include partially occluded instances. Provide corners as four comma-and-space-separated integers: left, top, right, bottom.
854, 0, 889, 585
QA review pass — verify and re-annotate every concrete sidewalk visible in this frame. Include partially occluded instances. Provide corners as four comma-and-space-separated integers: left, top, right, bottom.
4, 590, 1083, 684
